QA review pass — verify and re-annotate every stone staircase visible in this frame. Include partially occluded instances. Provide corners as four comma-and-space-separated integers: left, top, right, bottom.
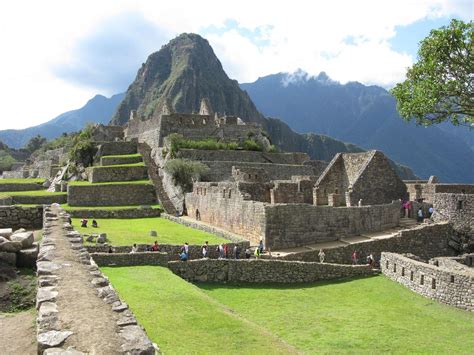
138, 143, 177, 215
67, 142, 157, 207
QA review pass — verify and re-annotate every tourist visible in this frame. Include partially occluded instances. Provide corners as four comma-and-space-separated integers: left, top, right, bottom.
358, 199, 363, 207
233, 245, 240, 259
67, 217, 72, 225
403, 200, 412, 218
245, 248, 251, 259
417, 207, 424, 223
108, 247, 113, 254
258, 239, 264, 254
428, 206, 434, 218
181, 242, 189, 256
218, 244, 225, 259
202, 241, 209, 258
366, 254, 374, 266
179, 251, 188, 261
152, 241, 159, 252
195, 209, 201, 221
318, 249, 325, 263
254, 247, 261, 258
351, 250, 358, 265
130, 244, 138, 253
224, 244, 229, 258
80, 218, 88, 228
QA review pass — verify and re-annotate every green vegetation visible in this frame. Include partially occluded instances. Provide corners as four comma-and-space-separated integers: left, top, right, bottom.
61, 203, 161, 211
0, 190, 66, 198
69, 180, 152, 186
391, 19, 473, 126
69, 124, 97, 167
0, 149, 16, 171
2, 269, 36, 313
0, 178, 45, 184
101, 153, 142, 159
73, 218, 226, 245
92, 162, 145, 169
164, 159, 210, 192
102, 266, 295, 354
102, 267, 474, 354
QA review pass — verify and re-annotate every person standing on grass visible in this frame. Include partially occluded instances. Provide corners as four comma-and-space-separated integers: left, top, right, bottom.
318, 249, 325, 263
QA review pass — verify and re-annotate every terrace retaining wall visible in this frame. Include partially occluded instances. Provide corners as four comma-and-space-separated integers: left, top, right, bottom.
0, 205, 43, 229
68, 208, 161, 219
12, 194, 67, 205
87, 165, 148, 183
0, 182, 43, 192
168, 259, 378, 283
91, 252, 168, 266
68, 183, 156, 206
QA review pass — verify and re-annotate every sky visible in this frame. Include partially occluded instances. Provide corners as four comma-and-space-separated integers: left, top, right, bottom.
0, 0, 472, 130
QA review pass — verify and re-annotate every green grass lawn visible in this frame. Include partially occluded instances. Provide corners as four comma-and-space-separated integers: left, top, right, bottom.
102, 266, 297, 354
0, 190, 66, 198
68, 180, 152, 186
0, 178, 45, 184
102, 267, 474, 354
60, 203, 161, 211
93, 162, 145, 168
101, 153, 142, 159
73, 217, 227, 245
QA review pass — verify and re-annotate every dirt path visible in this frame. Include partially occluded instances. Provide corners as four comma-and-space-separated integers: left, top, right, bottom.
46, 205, 123, 354
0, 310, 36, 355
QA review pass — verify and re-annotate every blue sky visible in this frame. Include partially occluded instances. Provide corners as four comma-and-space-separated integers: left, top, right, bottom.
0, 0, 471, 130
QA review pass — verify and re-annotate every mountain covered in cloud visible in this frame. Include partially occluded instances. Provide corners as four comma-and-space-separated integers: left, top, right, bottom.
0, 93, 125, 149
240, 72, 474, 183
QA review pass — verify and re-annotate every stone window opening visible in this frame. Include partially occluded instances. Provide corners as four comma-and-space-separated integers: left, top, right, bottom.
385, 260, 389, 269
401, 267, 405, 276
457, 200, 464, 210
431, 278, 436, 289
450, 275, 455, 283
204, 189, 206, 196
410, 271, 414, 281
393, 263, 397, 273
228, 189, 232, 198
420, 274, 424, 285
223, 189, 226, 198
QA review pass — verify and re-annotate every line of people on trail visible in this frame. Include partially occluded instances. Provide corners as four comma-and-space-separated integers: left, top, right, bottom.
318, 249, 378, 267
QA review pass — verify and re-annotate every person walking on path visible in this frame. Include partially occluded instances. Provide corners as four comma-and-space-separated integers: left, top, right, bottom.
202, 241, 209, 258
417, 207, 424, 223
258, 239, 264, 254
318, 249, 326, 263
351, 250, 358, 265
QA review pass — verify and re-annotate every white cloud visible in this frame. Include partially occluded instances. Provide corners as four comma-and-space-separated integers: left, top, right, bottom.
0, 0, 470, 131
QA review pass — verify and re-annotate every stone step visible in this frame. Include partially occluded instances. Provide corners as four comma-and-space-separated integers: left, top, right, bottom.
67, 182, 156, 206
100, 154, 143, 166
87, 164, 148, 183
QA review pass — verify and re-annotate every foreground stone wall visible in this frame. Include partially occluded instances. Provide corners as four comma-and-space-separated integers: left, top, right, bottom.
280, 222, 456, 264
381, 252, 473, 311
87, 165, 148, 183
91, 252, 168, 266
168, 259, 377, 283
68, 183, 156, 206
0, 205, 43, 229
96, 141, 137, 156
12, 194, 67, 205
265, 202, 401, 249
68, 208, 161, 219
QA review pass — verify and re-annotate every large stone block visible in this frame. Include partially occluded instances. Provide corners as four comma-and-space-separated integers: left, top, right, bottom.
0, 236, 22, 252
0, 251, 16, 266
10, 231, 34, 248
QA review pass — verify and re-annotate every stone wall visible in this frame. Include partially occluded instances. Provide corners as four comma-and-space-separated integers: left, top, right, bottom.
433, 193, 474, 222
68, 208, 161, 219
91, 124, 124, 142
100, 155, 142, 166
96, 141, 137, 157
11, 193, 67, 205
87, 165, 148, 183
264, 202, 401, 249
168, 259, 378, 283
177, 149, 310, 165
381, 252, 473, 311
67, 183, 156, 206
91, 252, 168, 266
279, 222, 456, 264
0, 206, 43, 229
0, 182, 43, 192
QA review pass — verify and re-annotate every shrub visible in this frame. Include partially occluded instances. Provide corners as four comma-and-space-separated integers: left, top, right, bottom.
164, 159, 210, 192
242, 139, 264, 151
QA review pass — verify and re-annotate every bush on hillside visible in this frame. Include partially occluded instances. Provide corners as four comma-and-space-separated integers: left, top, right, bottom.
164, 158, 210, 192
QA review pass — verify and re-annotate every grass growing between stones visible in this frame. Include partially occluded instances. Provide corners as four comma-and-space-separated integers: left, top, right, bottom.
73, 217, 227, 245
102, 267, 474, 354
102, 266, 297, 355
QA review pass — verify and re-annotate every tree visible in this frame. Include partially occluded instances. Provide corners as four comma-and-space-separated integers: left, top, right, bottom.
24, 135, 47, 153
391, 19, 473, 127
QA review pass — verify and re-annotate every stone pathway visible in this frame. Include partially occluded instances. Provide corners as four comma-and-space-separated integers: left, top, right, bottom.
0, 310, 36, 355
37, 205, 153, 354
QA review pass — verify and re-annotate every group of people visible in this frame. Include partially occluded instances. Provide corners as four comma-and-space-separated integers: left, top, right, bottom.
130, 240, 160, 254
402, 200, 434, 222
318, 249, 377, 267
80, 218, 99, 228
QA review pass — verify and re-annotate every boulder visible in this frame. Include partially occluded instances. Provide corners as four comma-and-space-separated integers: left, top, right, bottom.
119, 325, 155, 355
0, 228, 13, 239
97, 234, 107, 244
10, 231, 34, 248
0, 237, 22, 252
37, 330, 73, 352
0, 251, 16, 266
17, 246, 39, 267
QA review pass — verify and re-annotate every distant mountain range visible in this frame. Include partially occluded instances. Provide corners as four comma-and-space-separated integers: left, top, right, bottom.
0, 93, 124, 149
240, 71, 474, 183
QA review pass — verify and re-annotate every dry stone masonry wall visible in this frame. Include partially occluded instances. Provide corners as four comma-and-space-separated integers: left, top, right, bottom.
381, 252, 473, 311
67, 183, 156, 206
0, 205, 43, 229
87, 165, 148, 183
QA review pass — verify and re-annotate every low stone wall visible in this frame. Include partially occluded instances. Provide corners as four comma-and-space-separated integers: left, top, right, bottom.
162, 214, 247, 243
96, 141, 137, 156
91, 252, 168, 266
87, 241, 250, 261
0, 182, 43, 192
12, 194, 67, 205
381, 252, 473, 311
68, 183, 156, 206
87, 165, 148, 183
100, 155, 142, 166
168, 259, 377, 283
279, 222, 456, 264
68, 208, 161, 219
0, 205, 43, 229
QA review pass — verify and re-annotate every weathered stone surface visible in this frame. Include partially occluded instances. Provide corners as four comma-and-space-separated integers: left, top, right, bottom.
119, 325, 155, 355
37, 287, 58, 308
38, 330, 73, 352
38, 275, 60, 287
0, 237, 22, 252
16, 246, 39, 267
91, 277, 109, 287
112, 303, 129, 312
10, 231, 34, 248
91, 252, 168, 267
0, 251, 16, 266
38, 302, 60, 332
37, 261, 62, 275
0, 206, 43, 230
43, 347, 85, 355
0, 228, 12, 239
117, 316, 137, 327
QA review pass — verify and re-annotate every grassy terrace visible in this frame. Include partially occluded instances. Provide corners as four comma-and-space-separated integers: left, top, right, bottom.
73, 217, 226, 245
68, 180, 152, 186
92, 162, 146, 169
61, 203, 161, 211
100, 153, 142, 159
0, 190, 66, 198
0, 178, 45, 184
103, 267, 474, 354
